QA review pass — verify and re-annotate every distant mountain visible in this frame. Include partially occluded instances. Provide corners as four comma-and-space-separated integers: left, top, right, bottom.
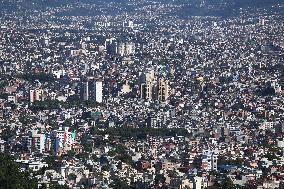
172, 0, 284, 17
0, 0, 283, 16
0, 0, 129, 12
233, 0, 284, 7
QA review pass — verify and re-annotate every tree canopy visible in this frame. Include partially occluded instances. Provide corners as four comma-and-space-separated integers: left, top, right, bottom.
0, 153, 38, 189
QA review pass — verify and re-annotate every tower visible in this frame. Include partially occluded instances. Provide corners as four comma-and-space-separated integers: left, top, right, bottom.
81, 80, 103, 103
158, 78, 170, 101
30, 89, 44, 103
117, 42, 135, 56
146, 79, 154, 100
118, 43, 125, 56
140, 70, 171, 102
81, 81, 89, 101
30, 89, 35, 103
27, 130, 46, 153
95, 80, 103, 103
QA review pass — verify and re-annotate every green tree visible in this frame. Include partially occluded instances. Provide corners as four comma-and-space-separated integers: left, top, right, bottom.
1, 128, 16, 141
0, 153, 38, 189
110, 178, 135, 189
205, 186, 221, 189
278, 182, 284, 189
67, 150, 76, 157
155, 174, 166, 184
63, 119, 72, 127
49, 182, 70, 189
44, 155, 62, 169
222, 177, 235, 189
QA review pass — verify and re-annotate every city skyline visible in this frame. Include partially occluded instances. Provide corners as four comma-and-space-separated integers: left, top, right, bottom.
0, 0, 283, 189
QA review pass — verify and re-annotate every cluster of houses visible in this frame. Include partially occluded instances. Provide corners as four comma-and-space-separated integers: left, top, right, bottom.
0, 0, 284, 188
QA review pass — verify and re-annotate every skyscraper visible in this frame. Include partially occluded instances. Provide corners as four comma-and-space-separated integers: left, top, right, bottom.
94, 80, 103, 103
117, 42, 135, 56
158, 78, 170, 101
81, 80, 103, 103
27, 130, 46, 153
140, 70, 171, 102
81, 81, 89, 101
30, 88, 44, 103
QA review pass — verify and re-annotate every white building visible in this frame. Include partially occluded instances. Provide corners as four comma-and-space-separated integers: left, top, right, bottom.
30, 88, 44, 103
95, 80, 103, 103
16, 159, 48, 172
201, 149, 218, 171
27, 130, 46, 153
52, 127, 75, 152
193, 176, 208, 189
118, 42, 135, 56
81, 80, 103, 103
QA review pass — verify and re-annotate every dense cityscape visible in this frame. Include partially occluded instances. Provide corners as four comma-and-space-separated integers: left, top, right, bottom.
0, 0, 284, 189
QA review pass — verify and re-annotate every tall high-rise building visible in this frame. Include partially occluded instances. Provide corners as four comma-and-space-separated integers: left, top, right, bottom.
81, 80, 103, 103
52, 127, 76, 154
82, 81, 89, 101
30, 88, 44, 103
118, 42, 135, 56
145, 79, 155, 100
94, 80, 103, 103
125, 43, 135, 55
105, 38, 117, 55
201, 150, 218, 171
118, 43, 125, 56
140, 70, 171, 102
158, 78, 170, 101
140, 83, 146, 99
27, 130, 46, 153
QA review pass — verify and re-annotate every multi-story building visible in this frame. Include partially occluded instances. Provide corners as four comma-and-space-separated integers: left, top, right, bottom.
94, 80, 103, 103
27, 130, 46, 153
81, 80, 103, 103
140, 70, 170, 102
81, 81, 89, 101
192, 176, 209, 189
118, 42, 135, 56
201, 150, 218, 171
52, 127, 75, 153
29, 88, 44, 103
158, 77, 170, 101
